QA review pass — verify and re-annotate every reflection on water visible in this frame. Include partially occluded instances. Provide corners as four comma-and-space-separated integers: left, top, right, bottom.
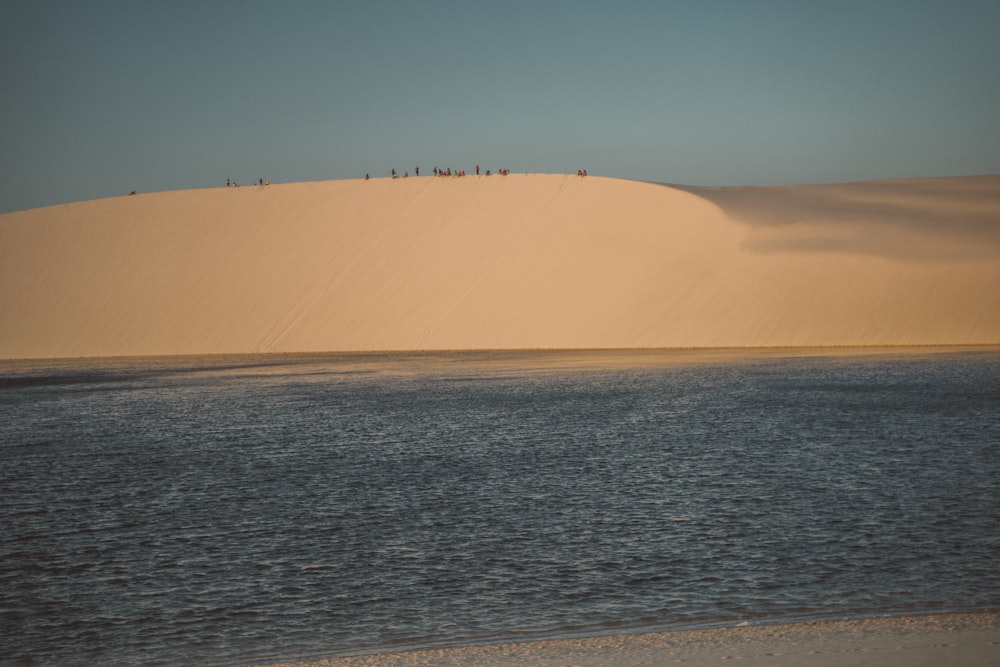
1, 347, 999, 666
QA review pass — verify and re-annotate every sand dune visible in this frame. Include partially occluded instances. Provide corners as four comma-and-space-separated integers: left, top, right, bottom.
2, 174, 999, 359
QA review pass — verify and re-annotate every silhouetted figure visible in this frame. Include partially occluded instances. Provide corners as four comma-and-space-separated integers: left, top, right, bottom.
475, 165, 480, 175
415, 166, 419, 176
227, 178, 230, 187
392, 168, 397, 179
365, 173, 370, 180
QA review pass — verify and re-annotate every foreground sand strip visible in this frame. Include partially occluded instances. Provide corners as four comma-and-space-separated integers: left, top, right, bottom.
263, 611, 1000, 667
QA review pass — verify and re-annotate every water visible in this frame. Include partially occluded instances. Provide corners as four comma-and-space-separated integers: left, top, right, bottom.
1, 348, 999, 666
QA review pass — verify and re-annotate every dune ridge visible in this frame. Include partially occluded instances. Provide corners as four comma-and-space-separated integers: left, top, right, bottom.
2, 174, 999, 360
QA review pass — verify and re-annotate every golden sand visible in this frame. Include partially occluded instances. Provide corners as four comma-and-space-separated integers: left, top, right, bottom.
2, 175, 998, 359
262, 611, 1000, 667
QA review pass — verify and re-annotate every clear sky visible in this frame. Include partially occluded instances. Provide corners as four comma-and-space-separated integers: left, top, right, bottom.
2, 0, 999, 213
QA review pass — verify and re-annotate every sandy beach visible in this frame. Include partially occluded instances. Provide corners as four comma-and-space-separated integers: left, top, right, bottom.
264, 611, 1000, 667
2, 174, 999, 359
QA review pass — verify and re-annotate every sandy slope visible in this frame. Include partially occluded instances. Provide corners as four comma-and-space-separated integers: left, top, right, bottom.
1, 174, 998, 359
266, 612, 1000, 667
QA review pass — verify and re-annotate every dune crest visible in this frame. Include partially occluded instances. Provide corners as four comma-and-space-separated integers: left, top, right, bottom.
2, 174, 999, 359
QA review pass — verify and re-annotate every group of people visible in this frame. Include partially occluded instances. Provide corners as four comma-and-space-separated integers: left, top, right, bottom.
367, 165, 519, 180
363, 166, 588, 180
433, 166, 510, 177
439, 165, 511, 176
225, 178, 269, 188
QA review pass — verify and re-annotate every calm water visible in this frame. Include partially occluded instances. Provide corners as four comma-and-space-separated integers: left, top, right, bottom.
1, 348, 999, 666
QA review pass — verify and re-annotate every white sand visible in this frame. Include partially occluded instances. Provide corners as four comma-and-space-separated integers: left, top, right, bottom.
262, 612, 1000, 667
2, 174, 999, 359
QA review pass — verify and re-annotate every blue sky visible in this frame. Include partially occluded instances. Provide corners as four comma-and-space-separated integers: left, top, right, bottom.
2, 1, 999, 212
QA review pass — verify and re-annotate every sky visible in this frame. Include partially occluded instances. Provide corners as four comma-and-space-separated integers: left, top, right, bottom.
2, 0, 999, 213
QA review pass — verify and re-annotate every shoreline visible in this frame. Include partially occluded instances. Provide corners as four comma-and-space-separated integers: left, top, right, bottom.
3, 342, 999, 366
261, 610, 1000, 667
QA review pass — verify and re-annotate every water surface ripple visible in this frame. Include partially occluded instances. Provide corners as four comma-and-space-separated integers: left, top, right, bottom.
1, 348, 998, 665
